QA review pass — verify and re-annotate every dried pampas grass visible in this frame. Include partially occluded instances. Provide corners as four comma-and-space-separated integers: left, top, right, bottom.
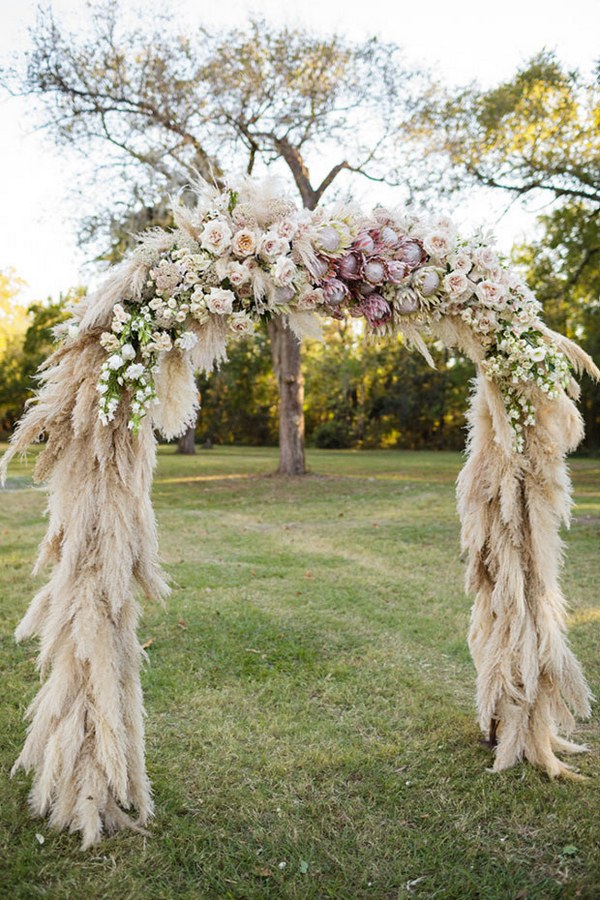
152, 350, 199, 440
2, 328, 168, 848
458, 373, 593, 777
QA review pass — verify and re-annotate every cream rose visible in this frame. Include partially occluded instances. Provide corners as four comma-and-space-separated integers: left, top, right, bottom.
229, 312, 254, 334
206, 288, 235, 315
423, 232, 452, 259
231, 228, 257, 257
473, 246, 499, 272
272, 256, 297, 287
226, 261, 251, 287
277, 219, 298, 240
475, 280, 507, 308
443, 271, 470, 297
449, 252, 472, 274
200, 218, 232, 255
259, 232, 289, 262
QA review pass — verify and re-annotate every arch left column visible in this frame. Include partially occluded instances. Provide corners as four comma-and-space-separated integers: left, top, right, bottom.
2, 327, 168, 848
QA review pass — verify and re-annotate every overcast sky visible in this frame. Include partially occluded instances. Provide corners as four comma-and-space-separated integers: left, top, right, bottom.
1, 0, 598, 304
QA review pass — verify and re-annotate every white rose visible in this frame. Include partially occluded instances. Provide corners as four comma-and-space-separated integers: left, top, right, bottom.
124, 362, 146, 380
423, 232, 452, 259
272, 256, 297, 286
200, 218, 232, 255
231, 228, 257, 257
121, 343, 136, 360
177, 331, 198, 351
206, 288, 235, 315
474, 312, 497, 334
112, 303, 130, 324
107, 353, 124, 370
475, 281, 507, 308
229, 312, 254, 335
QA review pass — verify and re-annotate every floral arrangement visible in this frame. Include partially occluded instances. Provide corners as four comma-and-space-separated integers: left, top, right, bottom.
94, 180, 572, 450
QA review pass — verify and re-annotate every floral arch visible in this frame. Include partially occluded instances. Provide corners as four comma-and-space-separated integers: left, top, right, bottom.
2, 178, 598, 848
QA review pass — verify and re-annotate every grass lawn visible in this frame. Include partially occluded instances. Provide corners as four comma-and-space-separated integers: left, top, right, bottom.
0, 445, 599, 899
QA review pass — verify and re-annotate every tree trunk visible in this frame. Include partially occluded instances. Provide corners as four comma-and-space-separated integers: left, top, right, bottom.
268, 318, 306, 475
176, 424, 196, 454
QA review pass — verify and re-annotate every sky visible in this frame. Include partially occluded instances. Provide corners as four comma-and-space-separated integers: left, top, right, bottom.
0, 0, 598, 305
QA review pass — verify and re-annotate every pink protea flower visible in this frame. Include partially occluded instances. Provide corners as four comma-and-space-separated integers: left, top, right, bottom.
385, 260, 410, 284
317, 225, 341, 254
363, 256, 387, 285
337, 250, 364, 281
412, 267, 441, 297
380, 226, 400, 247
323, 277, 349, 306
353, 232, 376, 255
361, 294, 393, 327
396, 240, 426, 269
311, 256, 332, 282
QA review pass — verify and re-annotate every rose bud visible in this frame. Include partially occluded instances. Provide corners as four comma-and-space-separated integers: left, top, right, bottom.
386, 260, 409, 284
380, 226, 399, 247
353, 232, 375, 255
318, 225, 340, 253
323, 277, 348, 306
364, 257, 386, 285
361, 294, 393, 327
396, 240, 426, 268
337, 251, 364, 281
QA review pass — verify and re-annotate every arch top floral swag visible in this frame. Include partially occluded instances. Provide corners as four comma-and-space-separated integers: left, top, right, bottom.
2, 177, 599, 848
95, 178, 572, 450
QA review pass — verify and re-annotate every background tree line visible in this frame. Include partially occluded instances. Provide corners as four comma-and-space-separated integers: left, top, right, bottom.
0, 6, 598, 453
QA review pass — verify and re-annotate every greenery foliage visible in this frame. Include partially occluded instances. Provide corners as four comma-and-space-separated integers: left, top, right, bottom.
0, 294, 71, 437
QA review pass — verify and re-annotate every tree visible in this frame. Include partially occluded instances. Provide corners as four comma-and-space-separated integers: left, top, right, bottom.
0, 294, 70, 435
417, 52, 599, 281
415, 52, 600, 446
0, 269, 29, 354
2, 2, 429, 471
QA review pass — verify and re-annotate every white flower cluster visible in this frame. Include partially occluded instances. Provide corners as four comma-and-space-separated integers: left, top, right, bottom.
97, 302, 197, 431
94, 183, 571, 449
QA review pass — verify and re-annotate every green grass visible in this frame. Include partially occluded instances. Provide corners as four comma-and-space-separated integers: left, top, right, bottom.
1, 445, 599, 899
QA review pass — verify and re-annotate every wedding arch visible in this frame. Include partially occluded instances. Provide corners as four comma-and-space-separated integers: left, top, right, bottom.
2, 178, 598, 848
